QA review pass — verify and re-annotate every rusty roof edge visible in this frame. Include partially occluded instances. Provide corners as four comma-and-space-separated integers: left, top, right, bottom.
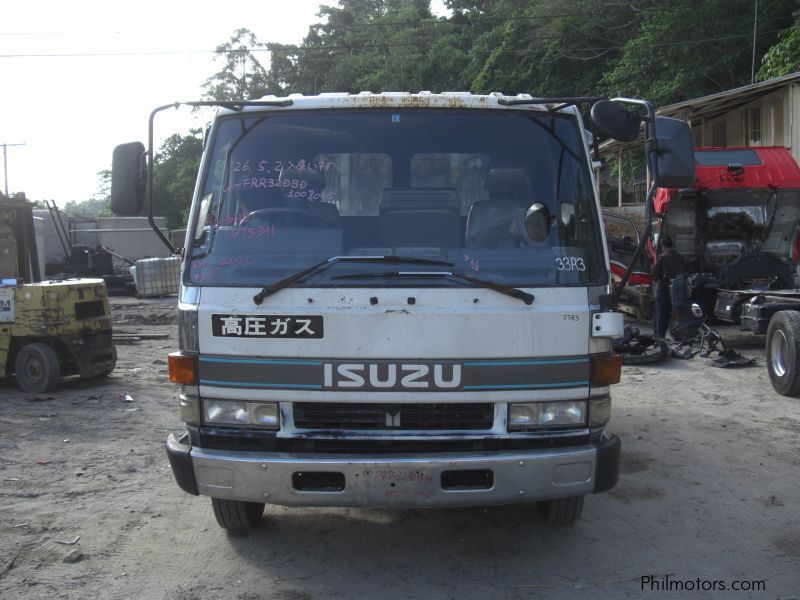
205, 91, 590, 116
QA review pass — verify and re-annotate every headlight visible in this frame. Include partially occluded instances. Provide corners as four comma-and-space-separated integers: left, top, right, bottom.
250, 403, 279, 428
508, 401, 586, 430
203, 400, 279, 429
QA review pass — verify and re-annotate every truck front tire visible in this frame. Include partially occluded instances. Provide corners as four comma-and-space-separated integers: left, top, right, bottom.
537, 495, 585, 525
211, 498, 265, 532
15, 342, 61, 394
766, 310, 800, 397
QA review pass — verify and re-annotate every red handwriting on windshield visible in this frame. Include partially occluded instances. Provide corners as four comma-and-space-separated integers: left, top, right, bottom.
191, 257, 256, 281
463, 254, 480, 272
232, 159, 337, 174
223, 177, 308, 193
222, 176, 339, 203
218, 256, 256, 267
190, 260, 219, 283
230, 225, 278, 240
286, 189, 337, 202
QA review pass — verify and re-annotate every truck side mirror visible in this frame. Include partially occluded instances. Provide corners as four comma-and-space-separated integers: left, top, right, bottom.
525, 202, 551, 242
653, 116, 695, 189
590, 100, 641, 143
111, 142, 146, 216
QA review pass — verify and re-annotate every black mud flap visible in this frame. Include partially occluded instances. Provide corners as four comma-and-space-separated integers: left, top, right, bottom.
593, 435, 621, 494
166, 433, 199, 496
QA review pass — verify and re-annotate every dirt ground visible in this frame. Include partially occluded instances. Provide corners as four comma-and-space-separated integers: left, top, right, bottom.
1, 297, 799, 600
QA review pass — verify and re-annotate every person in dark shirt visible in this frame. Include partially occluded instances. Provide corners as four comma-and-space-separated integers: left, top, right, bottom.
652, 234, 685, 339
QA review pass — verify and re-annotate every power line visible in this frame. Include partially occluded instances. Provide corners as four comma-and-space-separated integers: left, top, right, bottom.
0, 31, 122, 36
0, 49, 222, 58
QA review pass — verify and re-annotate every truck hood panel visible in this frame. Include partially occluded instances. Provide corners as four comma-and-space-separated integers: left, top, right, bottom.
194, 286, 594, 400
196, 286, 590, 358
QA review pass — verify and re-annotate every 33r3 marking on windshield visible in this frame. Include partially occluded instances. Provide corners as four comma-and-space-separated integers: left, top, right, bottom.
555, 257, 586, 272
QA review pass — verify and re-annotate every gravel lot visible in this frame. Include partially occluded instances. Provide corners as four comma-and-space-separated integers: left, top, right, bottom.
1, 298, 798, 599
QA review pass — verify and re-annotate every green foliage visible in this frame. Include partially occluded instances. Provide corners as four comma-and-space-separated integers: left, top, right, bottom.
448, 0, 640, 96
601, 0, 796, 105
203, 28, 282, 100
63, 197, 112, 218
201, 1, 800, 108
758, 20, 800, 80
152, 132, 203, 229
278, 0, 463, 94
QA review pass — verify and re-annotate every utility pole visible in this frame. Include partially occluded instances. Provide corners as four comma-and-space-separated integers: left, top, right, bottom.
1, 142, 26, 196
751, 0, 759, 84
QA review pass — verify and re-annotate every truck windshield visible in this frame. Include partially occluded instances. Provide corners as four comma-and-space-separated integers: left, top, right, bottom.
187, 109, 606, 288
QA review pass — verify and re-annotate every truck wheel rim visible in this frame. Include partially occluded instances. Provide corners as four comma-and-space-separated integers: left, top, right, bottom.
771, 330, 789, 378
25, 357, 43, 381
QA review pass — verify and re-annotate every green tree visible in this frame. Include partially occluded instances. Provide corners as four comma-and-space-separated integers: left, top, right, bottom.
758, 20, 800, 80
601, 0, 796, 106
452, 0, 642, 96
203, 28, 281, 100
272, 0, 467, 94
152, 132, 203, 229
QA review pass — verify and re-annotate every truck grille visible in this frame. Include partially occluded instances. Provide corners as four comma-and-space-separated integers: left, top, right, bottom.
293, 402, 494, 430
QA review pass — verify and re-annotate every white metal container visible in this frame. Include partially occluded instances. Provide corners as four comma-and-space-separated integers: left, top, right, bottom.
32, 208, 70, 264
71, 216, 172, 268
131, 256, 180, 297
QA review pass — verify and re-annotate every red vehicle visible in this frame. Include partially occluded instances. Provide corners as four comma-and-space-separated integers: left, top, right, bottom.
653, 147, 800, 293
653, 146, 800, 396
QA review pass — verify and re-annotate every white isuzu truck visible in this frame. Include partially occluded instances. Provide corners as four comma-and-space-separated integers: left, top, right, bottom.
111, 92, 693, 532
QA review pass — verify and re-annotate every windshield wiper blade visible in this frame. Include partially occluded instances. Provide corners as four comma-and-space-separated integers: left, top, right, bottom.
453, 272, 534, 305
330, 271, 534, 305
252, 256, 455, 305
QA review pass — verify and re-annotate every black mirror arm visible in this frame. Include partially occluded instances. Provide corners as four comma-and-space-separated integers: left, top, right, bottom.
147, 103, 181, 254
611, 183, 656, 305
607, 98, 660, 304
609, 98, 660, 183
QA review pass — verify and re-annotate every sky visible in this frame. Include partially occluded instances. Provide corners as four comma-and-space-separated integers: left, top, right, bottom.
1, 0, 447, 207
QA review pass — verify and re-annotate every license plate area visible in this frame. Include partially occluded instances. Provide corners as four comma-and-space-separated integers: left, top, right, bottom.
364, 468, 436, 502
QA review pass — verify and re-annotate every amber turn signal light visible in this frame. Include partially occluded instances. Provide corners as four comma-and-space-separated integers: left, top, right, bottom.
168, 351, 197, 385
590, 353, 622, 386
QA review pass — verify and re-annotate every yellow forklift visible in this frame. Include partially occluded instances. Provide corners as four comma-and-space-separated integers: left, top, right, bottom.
1, 192, 116, 393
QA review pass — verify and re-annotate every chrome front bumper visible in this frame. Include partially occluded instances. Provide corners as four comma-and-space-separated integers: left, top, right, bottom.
167, 433, 620, 507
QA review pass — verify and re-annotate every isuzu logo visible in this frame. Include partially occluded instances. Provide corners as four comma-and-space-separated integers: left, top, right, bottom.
323, 362, 462, 391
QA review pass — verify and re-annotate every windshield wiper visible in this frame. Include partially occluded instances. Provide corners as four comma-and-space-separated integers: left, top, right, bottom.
330, 271, 535, 305
252, 256, 455, 305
